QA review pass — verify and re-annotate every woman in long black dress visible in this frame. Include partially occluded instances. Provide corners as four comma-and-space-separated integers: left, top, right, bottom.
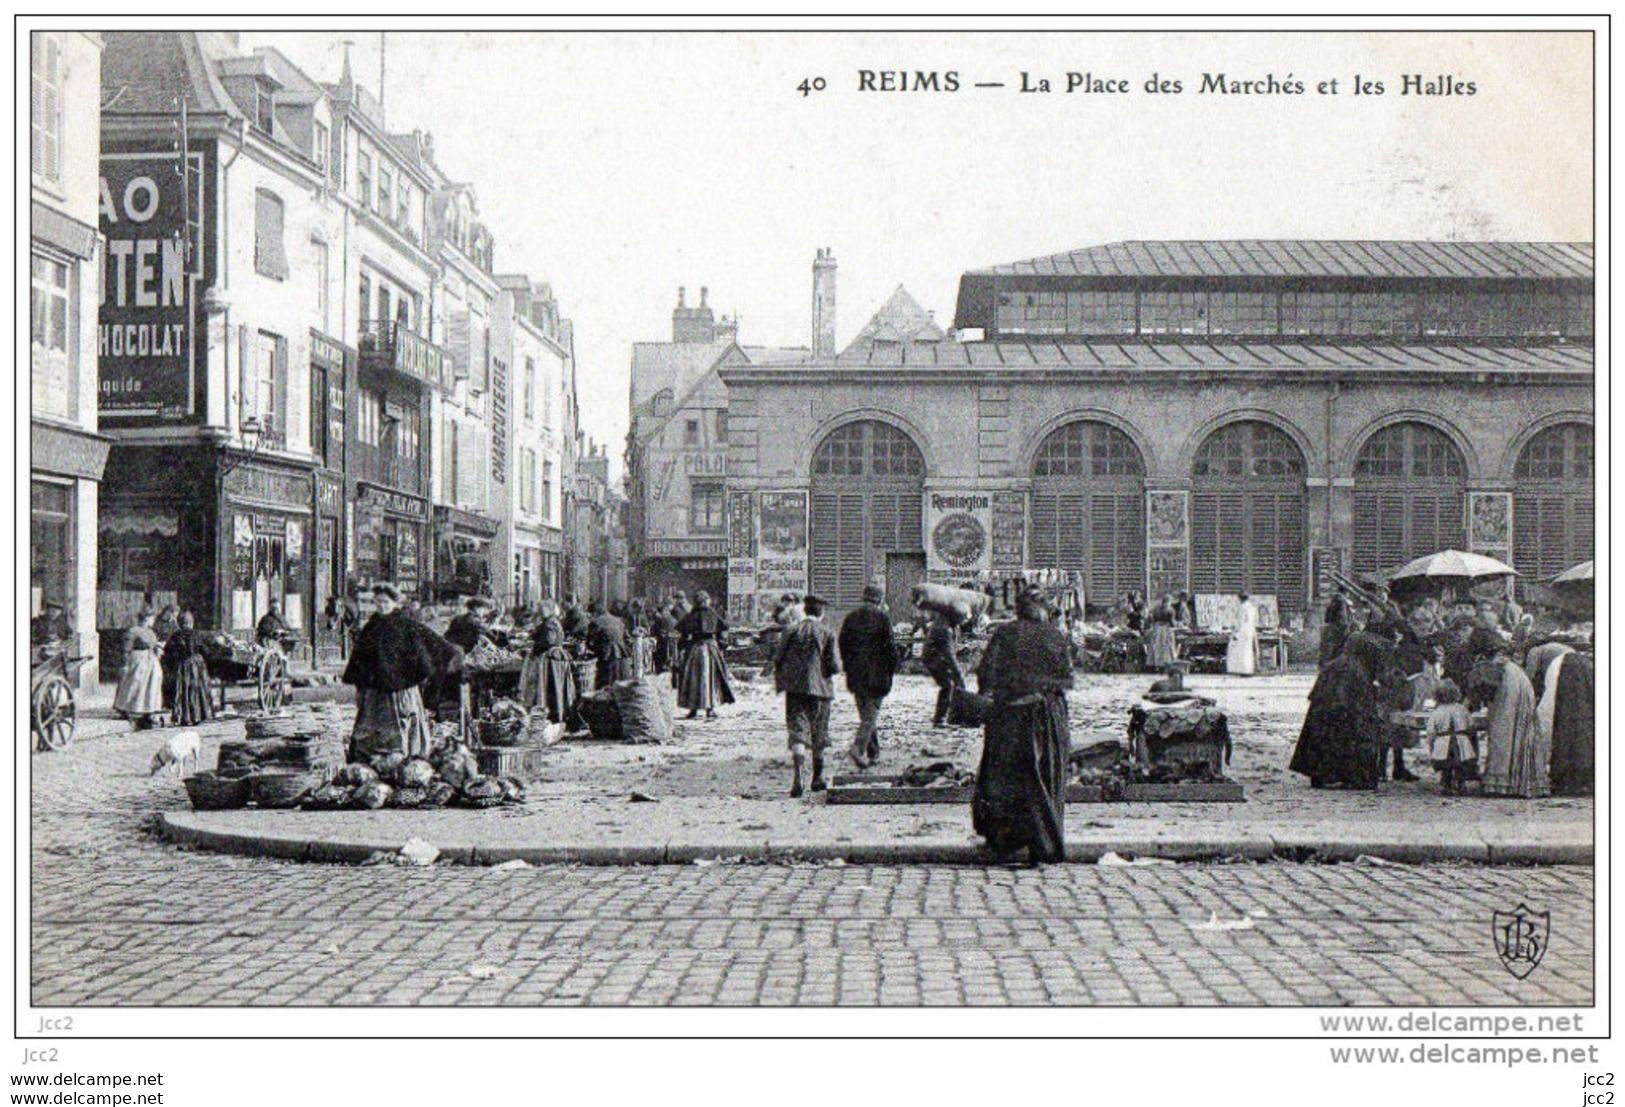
1288, 631, 1400, 790
973, 587, 1074, 864
676, 590, 735, 719
160, 611, 215, 727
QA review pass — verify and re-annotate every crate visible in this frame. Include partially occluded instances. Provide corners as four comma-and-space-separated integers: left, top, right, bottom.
474, 742, 548, 783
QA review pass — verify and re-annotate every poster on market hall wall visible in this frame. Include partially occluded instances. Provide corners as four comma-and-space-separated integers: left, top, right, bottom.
924, 490, 993, 584
754, 490, 808, 602
725, 490, 756, 624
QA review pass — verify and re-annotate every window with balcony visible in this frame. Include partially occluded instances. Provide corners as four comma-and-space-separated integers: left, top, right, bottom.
684, 419, 700, 445
715, 409, 728, 441
524, 357, 536, 420
30, 34, 62, 188
312, 121, 328, 173
253, 189, 288, 280
543, 461, 554, 519
377, 165, 392, 220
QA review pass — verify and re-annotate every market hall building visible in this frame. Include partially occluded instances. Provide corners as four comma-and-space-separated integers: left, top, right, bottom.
718, 241, 1592, 623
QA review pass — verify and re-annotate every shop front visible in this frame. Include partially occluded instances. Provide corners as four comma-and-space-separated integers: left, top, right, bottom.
433, 505, 499, 603
511, 524, 566, 607
311, 471, 345, 661
221, 461, 316, 641
639, 537, 729, 604
351, 482, 430, 601
31, 420, 110, 681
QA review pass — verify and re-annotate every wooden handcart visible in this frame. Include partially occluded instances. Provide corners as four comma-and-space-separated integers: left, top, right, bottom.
31, 648, 86, 751
202, 634, 292, 713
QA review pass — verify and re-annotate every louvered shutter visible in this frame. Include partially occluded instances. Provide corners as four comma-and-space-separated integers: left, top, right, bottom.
1274, 493, 1306, 613
838, 494, 866, 605
1573, 497, 1594, 562
1029, 493, 1058, 568
1217, 492, 1246, 593
870, 492, 900, 551
1191, 492, 1220, 593
448, 310, 471, 380
811, 493, 840, 600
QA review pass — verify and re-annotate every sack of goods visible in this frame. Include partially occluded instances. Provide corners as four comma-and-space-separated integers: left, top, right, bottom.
911, 583, 991, 626
610, 677, 671, 744
945, 687, 992, 727
576, 691, 624, 742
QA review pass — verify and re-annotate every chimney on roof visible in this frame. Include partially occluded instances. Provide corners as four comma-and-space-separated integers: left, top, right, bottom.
812, 248, 837, 359
672, 282, 717, 344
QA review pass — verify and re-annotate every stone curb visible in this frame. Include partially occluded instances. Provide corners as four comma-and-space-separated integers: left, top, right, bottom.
157, 812, 1592, 867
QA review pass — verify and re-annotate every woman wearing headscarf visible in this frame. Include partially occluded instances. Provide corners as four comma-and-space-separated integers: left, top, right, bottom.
1288, 632, 1400, 790
160, 611, 215, 727
1145, 593, 1178, 671
1474, 643, 1548, 799
342, 583, 463, 760
676, 590, 734, 720
520, 600, 578, 726
1529, 643, 1593, 797
114, 607, 165, 727
1319, 588, 1351, 669
152, 603, 180, 645
972, 586, 1074, 864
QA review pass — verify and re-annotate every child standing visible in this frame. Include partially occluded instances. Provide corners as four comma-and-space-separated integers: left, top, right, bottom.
1427, 679, 1478, 795
771, 595, 842, 796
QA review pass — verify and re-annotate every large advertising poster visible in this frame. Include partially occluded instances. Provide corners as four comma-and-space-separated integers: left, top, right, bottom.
98, 151, 205, 418
725, 490, 756, 624
754, 491, 808, 621
924, 490, 993, 583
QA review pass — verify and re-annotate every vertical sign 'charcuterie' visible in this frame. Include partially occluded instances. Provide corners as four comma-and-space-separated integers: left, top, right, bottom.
98, 151, 204, 419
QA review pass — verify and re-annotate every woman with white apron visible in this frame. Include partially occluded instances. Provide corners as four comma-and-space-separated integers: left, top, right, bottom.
1226, 593, 1259, 676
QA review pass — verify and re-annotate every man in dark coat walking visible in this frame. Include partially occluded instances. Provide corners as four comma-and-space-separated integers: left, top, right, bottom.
586, 600, 632, 687
837, 584, 901, 768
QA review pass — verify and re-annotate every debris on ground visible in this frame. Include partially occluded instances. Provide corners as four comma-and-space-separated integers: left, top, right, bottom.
1192, 910, 1256, 931
629, 791, 658, 803
396, 837, 439, 867
1098, 851, 1174, 866
490, 858, 532, 871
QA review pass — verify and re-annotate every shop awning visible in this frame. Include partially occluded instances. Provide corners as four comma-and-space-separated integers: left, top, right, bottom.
99, 508, 178, 537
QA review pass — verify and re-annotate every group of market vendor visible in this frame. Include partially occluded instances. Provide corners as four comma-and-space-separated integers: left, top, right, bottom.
1291, 587, 1592, 799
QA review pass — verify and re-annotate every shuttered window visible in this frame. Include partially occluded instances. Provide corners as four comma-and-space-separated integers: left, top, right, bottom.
1512, 423, 1593, 587
1029, 422, 1146, 604
31, 34, 62, 186
253, 190, 289, 280
1190, 421, 1307, 613
1350, 422, 1466, 578
810, 421, 925, 608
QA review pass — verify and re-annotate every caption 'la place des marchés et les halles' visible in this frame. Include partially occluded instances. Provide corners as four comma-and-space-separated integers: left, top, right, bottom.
28, 29, 1594, 1009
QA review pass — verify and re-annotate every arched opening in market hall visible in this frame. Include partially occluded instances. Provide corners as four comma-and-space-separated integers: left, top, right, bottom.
1513, 421, 1594, 589
1350, 421, 1467, 578
809, 419, 926, 613
1190, 420, 1307, 614
1027, 420, 1145, 609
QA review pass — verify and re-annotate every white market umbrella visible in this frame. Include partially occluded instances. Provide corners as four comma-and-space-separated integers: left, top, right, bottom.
1386, 549, 1519, 583
1552, 561, 1594, 584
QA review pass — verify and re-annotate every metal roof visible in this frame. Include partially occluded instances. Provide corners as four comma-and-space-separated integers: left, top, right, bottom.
750, 341, 1597, 374
967, 241, 1594, 281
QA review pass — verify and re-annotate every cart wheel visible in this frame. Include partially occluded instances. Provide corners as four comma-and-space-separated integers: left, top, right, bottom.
257, 653, 289, 711
34, 676, 76, 751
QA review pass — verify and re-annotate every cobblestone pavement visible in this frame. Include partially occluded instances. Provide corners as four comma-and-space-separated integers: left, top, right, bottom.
29, 692, 1594, 1007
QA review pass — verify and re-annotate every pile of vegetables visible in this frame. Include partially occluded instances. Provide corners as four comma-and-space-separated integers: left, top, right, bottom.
301, 746, 526, 811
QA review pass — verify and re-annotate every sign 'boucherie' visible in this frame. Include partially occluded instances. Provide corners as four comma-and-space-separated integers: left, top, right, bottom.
97, 152, 202, 418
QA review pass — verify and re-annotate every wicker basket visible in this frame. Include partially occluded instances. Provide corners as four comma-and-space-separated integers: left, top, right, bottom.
478, 718, 525, 747
572, 659, 598, 695
249, 770, 327, 809
183, 772, 250, 811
